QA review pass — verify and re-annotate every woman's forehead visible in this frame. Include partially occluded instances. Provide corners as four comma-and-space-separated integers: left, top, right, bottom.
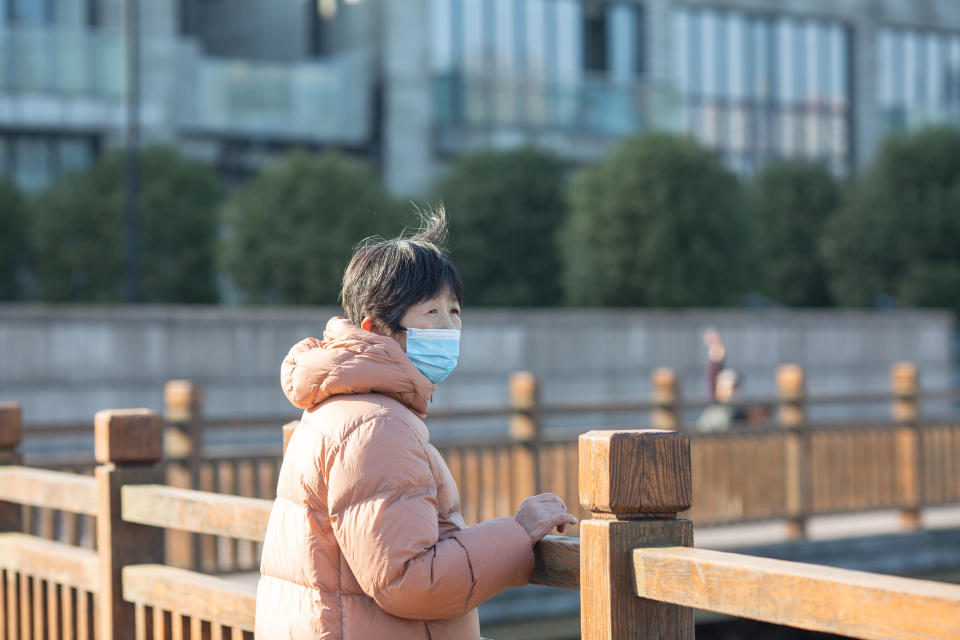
413, 289, 459, 307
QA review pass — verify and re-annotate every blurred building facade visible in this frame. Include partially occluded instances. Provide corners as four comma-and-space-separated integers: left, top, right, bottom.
1, 0, 959, 194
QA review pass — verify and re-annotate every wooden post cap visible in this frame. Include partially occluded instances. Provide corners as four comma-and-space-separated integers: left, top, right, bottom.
579, 430, 691, 516
510, 371, 539, 408
0, 403, 23, 449
282, 420, 299, 456
652, 368, 678, 401
777, 364, 805, 400
164, 380, 202, 421
891, 362, 918, 395
95, 409, 163, 464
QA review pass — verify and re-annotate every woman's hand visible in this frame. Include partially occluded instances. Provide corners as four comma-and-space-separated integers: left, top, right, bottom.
514, 493, 578, 543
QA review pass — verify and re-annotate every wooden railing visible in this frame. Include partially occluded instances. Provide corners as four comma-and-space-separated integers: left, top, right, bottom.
15, 362, 960, 576
3, 402, 960, 638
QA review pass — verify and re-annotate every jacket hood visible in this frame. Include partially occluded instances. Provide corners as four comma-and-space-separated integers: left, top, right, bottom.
281, 317, 434, 418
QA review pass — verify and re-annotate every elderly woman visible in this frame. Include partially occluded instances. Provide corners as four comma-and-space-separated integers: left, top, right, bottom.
256, 209, 577, 639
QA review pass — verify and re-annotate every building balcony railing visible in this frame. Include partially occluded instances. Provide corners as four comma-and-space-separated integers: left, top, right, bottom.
181, 52, 371, 145
432, 71, 681, 137
0, 27, 125, 98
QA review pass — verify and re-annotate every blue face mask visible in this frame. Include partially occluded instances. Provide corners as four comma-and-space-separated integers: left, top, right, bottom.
404, 328, 460, 384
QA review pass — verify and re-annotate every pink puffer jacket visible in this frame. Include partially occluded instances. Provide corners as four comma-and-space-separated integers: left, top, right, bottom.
255, 318, 535, 639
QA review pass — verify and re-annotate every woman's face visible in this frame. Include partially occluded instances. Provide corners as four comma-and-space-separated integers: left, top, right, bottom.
394, 290, 462, 351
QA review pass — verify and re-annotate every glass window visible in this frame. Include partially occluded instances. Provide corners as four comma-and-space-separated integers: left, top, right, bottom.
14, 137, 52, 192
431, 0, 455, 72
583, 3, 608, 73
525, 0, 546, 74
609, 3, 633, 82
715, 11, 729, 99
700, 9, 716, 98
728, 13, 745, 100
555, 0, 582, 81
951, 38, 960, 107
12, 0, 51, 24
463, 0, 485, 69
673, 10, 688, 93
493, 0, 516, 70
57, 138, 92, 174
53, 0, 85, 27
687, 9, 700, 95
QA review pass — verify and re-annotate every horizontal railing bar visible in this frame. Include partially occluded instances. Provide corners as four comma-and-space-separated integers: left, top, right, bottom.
123, 564, 255, 631
0, 532, 99, 591
633, 546, 960, 640
530, 535, 580, 590
427, 406, 514, 420
122, 484, 271, 541
0, 466, 97, 514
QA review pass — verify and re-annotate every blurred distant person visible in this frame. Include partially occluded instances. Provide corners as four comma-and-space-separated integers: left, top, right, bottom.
703, 327, 726, 401
697, 369, 747, 432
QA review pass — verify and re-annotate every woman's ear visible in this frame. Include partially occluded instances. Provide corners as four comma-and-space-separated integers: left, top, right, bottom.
360, 316, 389, 337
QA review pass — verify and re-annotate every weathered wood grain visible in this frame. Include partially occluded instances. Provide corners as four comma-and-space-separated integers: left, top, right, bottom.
0, 404, 23, 536
123, 484, 273, 543
123, 564, 256, 632
0, 466, 98, 515
95, 409, 163, 464
529, 535, 579, 590
0, 404, 22, 449
579, 430, 691, 515
633, 546, 960, 640
581, 518, 694, 640
98, 408, 165, 640
0, 533, 99, 590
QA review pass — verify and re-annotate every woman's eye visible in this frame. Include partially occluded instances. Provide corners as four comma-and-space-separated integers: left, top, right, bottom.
451, 308, 461, 315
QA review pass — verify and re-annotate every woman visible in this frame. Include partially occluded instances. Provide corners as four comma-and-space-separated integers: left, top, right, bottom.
256, 209, 577, 639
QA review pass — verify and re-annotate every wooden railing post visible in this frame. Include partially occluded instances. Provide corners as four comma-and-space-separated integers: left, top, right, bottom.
282, 420, 299, 457
892, 362, 922, 530
579, 429, 694, 640
164, 380, 203, 569
778, 364, 807, 539
510, 371, 541, 506
651, 368, 680, 430
96, 408, 165, 639
0, 403, 23, 533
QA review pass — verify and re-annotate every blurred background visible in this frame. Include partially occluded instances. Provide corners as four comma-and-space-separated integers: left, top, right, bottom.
2, 0, 960, 638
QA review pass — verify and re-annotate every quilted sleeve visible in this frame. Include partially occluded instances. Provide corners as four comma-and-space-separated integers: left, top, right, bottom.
327, 417, 534, 620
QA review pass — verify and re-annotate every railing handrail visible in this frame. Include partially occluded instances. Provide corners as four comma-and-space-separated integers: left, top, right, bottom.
121, 484, 271, 541
122, 564, 256, 632
0, 465, 97, 515
632, 546, 960, 639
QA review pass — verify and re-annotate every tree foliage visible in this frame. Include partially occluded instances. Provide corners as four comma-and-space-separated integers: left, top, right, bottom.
31, 147, 221, 303
437, 147, 566, 306
822, 126, 960, 313
220, 151, 404, 304
0, 180, 26, 300
561, 134, 749, 306
747, 161, 839, 306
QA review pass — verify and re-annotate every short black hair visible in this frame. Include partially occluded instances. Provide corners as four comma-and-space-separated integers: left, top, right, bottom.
341, 206, 463, 334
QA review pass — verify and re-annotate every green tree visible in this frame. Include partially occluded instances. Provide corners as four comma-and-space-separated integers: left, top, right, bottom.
437, 148, 566, 306
822, 126, 960, 313
560, 133, 749, 306
31, 147, 221, 303
747, 162, 839, 306
0, 180, 26, 300
220, 151, 403, 304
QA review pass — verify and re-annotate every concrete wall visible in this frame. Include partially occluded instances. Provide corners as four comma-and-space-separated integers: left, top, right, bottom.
0, 306, 952, 432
